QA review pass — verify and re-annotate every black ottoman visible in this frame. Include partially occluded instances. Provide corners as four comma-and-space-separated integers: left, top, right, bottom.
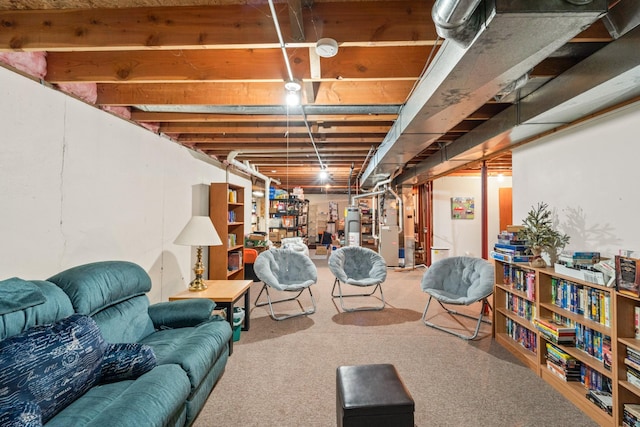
336, 364, 414, 427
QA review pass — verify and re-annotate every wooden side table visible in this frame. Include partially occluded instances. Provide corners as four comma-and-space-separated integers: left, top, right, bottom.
169, 279, 252, 355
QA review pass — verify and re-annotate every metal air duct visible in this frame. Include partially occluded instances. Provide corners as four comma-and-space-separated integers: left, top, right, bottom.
395, 22, 640, 184
359, 0, 607, 189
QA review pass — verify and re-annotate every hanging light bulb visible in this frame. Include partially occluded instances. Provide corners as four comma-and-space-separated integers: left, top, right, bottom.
286, 90, 300, 106
319, 168, 328, 180
284, 80, 301, 106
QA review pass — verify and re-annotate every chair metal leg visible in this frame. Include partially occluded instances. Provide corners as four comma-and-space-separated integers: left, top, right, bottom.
331, 277, 385, 312
421, 296, 492, 340
254, 283, 317, 321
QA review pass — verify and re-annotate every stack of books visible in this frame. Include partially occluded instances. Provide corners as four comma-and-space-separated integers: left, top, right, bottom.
625, 347, 640, 389
586, 389, 613, 415
535, 318, 576, 344
490, 242, 532, 264
545, 343, 581, 381
558, 250, 601, 268
623, 403, 640, 427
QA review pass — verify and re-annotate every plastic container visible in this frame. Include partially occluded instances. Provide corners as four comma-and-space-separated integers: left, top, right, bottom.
232, 307, 245, 342
431, 247, 450, 264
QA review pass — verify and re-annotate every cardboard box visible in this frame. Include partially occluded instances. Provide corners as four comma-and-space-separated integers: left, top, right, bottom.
248, 233, 266, 241
268, 231, 280, 241
316, 246, 328, 255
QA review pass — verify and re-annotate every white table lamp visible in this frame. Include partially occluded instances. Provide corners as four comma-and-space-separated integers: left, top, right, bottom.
175, 216, 222, 291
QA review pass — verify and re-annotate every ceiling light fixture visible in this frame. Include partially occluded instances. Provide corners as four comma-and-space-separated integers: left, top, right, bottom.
316, 38, 339, 58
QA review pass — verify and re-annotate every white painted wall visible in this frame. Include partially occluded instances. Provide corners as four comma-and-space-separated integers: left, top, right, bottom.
512, 100, 640, 260
432, 175, 512, 258
0, 67, 251, 302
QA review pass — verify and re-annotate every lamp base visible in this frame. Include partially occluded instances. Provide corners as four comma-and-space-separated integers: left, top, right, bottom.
189, 277, 208, 292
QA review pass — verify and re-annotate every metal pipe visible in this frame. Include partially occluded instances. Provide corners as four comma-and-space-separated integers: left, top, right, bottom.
432, 0, 483, 31
267, 0, 326, 171
227, 151, 281, 185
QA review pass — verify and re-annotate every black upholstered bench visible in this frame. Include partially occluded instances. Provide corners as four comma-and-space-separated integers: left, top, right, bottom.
336, 363, 415, 427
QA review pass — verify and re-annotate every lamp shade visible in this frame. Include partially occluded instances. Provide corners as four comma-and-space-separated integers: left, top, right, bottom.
174, 216, 222, 247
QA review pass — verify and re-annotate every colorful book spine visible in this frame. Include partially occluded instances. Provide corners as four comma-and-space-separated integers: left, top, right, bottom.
636, 307, 640, 340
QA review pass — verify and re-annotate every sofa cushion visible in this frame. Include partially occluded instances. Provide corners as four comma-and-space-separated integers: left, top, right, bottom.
0, 314, 107, 423
0, 281, 74, 341
0, 401, 42, 427
47, 261, 152, 316
99, 343, 157, 384
140, 319, 232, 391
0, 278, 46, 315
90, 296, 155, 343
45, 364, 190, 427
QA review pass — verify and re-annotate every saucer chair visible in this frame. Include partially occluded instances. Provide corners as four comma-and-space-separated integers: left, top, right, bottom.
253, 248, 317, 320
328, 246, 387, 312
420, 256, 494, 340
280, 236, 310, 257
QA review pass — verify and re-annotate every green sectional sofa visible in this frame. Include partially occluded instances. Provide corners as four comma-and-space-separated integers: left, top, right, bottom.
0, 261, 232, 427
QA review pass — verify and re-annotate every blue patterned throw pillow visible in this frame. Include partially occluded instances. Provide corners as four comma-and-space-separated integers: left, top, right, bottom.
0, 401, 42, 427
99, 343, 157, 384
0, 314, 107, 423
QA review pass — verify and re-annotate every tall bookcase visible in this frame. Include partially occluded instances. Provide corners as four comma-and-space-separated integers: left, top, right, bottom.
208, 182, 245, 280
492, 260, 634, 426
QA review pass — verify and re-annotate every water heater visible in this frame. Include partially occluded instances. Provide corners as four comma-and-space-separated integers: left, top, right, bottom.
345, 206, 361, 246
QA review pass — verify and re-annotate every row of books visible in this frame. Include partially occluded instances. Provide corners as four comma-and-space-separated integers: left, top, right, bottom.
574, 326, 609, 364
228, 189, 239, 204
626, 347, 640, 388
550, 277, 611, 326
623, 403, 640, 427
228, 233, 237, 248
505, 318, 537, 354
506, 293, 536, 321
501, 264, 535, 300
228, 210, 237, 223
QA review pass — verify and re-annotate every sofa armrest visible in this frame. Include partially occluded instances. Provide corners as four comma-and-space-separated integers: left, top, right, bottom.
148, 299, 216, 329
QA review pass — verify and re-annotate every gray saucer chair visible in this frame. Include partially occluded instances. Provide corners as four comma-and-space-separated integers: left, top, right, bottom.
329, 246, 388, 312
254, 248, 318, 320
420, 256, 494, 340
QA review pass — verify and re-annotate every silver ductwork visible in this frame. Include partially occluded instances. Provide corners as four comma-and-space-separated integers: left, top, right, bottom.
359, 0, 607, 189
395, 22, 640, 184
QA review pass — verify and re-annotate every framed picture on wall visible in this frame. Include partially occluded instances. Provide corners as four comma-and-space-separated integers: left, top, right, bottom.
451, 197, 474, 219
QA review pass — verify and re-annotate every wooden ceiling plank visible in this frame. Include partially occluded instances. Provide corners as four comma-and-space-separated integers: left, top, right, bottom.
0, 1, 435, 52
129, 112, 398, 123
96, 81, 414, 105
160, 123, 392, 133
46, 45, 429, 83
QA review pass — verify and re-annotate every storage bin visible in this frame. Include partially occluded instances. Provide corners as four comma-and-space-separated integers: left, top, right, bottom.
232, 307, 245, 342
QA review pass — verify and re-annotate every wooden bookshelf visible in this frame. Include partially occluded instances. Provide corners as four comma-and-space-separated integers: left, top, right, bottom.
208, 182, 245, 280
493, 260, 619, 425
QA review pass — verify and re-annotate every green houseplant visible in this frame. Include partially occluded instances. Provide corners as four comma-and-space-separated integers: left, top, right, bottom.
518, 202, 570, 268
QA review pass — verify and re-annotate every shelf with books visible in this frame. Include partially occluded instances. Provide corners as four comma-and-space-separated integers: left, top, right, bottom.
209, 182, 245, 280
493, 258, 618, 426
537, 268, 614, 424
493, 262, 540, 371
615, 291, 640, 426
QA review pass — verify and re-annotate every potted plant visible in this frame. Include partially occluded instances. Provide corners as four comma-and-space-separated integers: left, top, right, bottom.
518, 202, 570, 268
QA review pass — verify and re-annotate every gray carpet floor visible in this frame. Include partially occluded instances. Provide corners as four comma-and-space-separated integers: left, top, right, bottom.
193, 257, 599, 427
